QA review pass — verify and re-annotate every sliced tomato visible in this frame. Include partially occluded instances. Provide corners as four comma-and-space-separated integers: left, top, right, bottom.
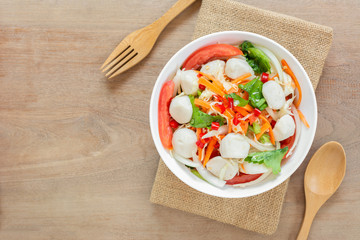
158, 80, 175, 149
281, 130, 296, 154
226, 173, 263, 185
182, 44, 243, 70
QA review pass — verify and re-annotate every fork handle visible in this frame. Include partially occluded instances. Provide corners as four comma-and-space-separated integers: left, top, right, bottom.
152, 0, 197, 32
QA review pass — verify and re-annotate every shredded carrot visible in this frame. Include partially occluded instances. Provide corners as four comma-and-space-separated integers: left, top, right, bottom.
226, 108, 235, 117
231, 73, 252, 84
196, 71, 226, 92
196, 128, 203, 162
242, 92, 249, 100
269, 73, 278, 81
213, 80, 226, 92
243, 104, 254, 112
259, 115, 270, 126
195, 71, 215, 81
218, 135, 226, 140
224, 109, 233, 133
297, 109, 310, 128
268, 127, 275, 145
225, 85, 239, 94
240, 120, 249, 133
198, 77, 226, 97
240, 163, 246, 174
239, 80, 251, 85
258, 115, 275, 145
233, 106, 250, 117
256, 122, 270, 140
194, 98, 210, 110
203, 137, 217, 166
281, 59, 302, 108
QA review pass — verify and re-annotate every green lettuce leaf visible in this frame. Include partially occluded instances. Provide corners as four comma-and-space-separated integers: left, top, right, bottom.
240, 41, 271, 74
252, 122, 261, 134
225, 93, 248, 107
244, 147, 288, 174
239, 78, 268, 110
190, 168, 206, 181
259, 133, 271, 144
189, 95, 225, 128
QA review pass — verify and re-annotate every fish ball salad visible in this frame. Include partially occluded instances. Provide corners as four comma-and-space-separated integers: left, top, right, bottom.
158, 41, 310, 188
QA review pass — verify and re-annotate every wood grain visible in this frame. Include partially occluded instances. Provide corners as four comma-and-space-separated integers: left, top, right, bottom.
0, 0, 359, 239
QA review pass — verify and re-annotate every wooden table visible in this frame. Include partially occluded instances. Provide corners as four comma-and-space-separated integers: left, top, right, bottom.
0, 0, 359, 239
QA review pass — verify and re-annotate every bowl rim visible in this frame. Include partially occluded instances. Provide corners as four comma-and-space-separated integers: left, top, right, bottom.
149, 31, 317, 198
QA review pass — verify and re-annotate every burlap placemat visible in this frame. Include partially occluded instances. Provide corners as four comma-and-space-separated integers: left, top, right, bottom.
150, 0, 333, 235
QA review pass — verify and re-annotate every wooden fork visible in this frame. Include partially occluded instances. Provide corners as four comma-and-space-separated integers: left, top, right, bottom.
101, 0, 197, 79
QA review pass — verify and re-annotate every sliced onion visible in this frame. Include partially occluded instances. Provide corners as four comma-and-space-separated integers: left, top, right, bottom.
192, 151, 226, 188
239, 135, 275, 151
171, 151, 200, 168
265, 107, 278, 121
235, 113, 252, 122
256, 46, 284, 83
201, 130, 216, 139
287, 105, 301, 157
218, 125, 228, 135
276, 141, 281, 150
232, 171, 272, 187
172, 69, 182, 96
232, 55, 247, 61
201, 125, 227, 139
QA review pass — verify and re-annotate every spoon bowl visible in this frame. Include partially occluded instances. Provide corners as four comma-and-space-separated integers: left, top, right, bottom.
305, 142, 346, 196
297, 141, 346, 240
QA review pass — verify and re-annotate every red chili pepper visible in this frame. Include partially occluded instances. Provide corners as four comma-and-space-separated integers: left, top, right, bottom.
215, 104, 226, 114
199, 84, 206, 90
248, 114, 258, 125
214, 142, 220, 149
261, 73, 269, 83
212, 95, 220, 101
196, 140, 205, 149
254, 108, 262, 116
271, 120, 276, 128
199, 132, 210, 144
222, 97, 229, 108
197, 73, 203, 78
169, 119, 179, 129
211, 122, 220, 130
228, 97, 234, 109
233, 112, 241, 125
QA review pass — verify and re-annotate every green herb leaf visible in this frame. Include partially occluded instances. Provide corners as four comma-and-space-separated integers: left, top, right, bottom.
244, 147, 288, 174
189, 95, 225, 128
259, 133, 271, 144
239, 78, 268, 110
240, 41, 271, 74
225, 93, 248, 107
190, 168, 206, 181
252, 122, 261, 134
247, 125, 254, 134
197, 90, 202, 97
240, 41, 255, 52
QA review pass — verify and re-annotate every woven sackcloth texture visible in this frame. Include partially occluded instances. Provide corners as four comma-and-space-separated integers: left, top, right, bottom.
150, 0, 333, 235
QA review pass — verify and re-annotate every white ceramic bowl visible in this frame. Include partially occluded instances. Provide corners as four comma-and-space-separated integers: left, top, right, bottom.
149, 31, 317, 198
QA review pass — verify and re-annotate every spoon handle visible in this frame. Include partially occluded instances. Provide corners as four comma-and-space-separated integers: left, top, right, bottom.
296, 205, 318, 240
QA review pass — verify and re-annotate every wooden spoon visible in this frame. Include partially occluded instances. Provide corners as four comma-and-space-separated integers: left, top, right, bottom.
297, 141, 346, 240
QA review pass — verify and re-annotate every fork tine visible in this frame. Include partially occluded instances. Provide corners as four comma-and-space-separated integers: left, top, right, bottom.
102, 47, 134, 72
107, 52, 138, 79
100, 41, 131, 70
